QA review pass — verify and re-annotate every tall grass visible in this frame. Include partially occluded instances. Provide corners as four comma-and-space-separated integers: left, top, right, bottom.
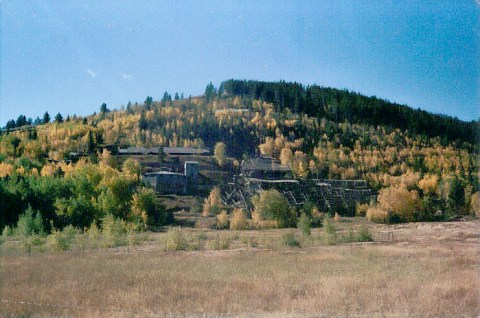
1, 242, 477, 317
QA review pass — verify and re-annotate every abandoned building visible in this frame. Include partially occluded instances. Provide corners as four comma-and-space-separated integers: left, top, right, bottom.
118, 146, 160, 155
163, 147, 210, 156
142, 161, 199, 195
223, 156, 372, 215
241, 157, 291, 179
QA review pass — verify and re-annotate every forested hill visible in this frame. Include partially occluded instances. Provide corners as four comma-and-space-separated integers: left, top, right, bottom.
219, 79, 479, 147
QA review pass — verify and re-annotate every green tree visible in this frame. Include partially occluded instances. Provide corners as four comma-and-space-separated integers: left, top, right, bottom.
297, 212, 312, 236
43, 111, 51, 124
100, 103, 109, 113
16, 206, 45, 237
252, 189, 295, 228
55, 113, 63, 123
139, 110, 148, 130
144, 96, 153, 111
16, 115, 27, 127
205, 82, 216, 103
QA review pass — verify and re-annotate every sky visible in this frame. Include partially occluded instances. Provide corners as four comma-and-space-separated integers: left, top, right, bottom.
1, 1, 479, 126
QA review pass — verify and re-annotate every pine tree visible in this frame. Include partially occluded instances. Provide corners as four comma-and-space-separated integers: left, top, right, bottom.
43, 111, 51, 124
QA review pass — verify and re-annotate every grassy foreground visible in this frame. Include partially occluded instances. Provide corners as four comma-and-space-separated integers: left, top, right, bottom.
1, 220, 479, 317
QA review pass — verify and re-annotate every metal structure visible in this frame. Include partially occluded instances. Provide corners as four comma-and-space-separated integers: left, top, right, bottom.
223, 157, 372, 215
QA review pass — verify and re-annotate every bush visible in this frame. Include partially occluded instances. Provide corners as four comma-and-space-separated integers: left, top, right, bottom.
252, 189, 295, 228
356, 203, 369, 217
84, 222, 101, 249
216, 210, 229, 229
324, 215, 337, 245
281, 232, 300, 248
471, 192, 480, 218
197, 231, 208, 240
166, 228, 188, 251
366, 207, 388, 223
101, 214, 128, 247
357, 226, 373, 242
230, 208, 248, 230
202, 187, 224, 217
2, 225, 14, 238
367, 186, 422, 223
334, 212, 341, 222
16, 206, 45, 237
46, 225, 79, 251
297, 212, 312, 236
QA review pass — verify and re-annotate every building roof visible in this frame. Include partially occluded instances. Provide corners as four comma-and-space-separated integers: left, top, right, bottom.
247, 178, 298, 184
241, 157, 291, 172
119, 147, 159, 155
163, 147, 210, 155
143, 171, 185, 177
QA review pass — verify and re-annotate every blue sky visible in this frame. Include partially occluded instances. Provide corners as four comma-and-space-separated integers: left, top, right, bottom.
1, 1, 478, 125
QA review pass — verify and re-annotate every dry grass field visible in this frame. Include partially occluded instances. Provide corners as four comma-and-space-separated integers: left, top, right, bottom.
1, 218, 479, 317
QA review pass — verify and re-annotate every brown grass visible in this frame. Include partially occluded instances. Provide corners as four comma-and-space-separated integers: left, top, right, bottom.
1, 219, 479, 317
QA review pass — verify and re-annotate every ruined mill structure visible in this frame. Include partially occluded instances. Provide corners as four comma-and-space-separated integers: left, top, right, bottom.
222, 157, 372, 215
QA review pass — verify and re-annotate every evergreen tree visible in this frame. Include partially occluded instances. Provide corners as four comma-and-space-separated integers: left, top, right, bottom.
6, 119, 15, 129
16, 115, 27, 127
139, 110, 148, 130
55, 113, 63, 123
43, 111, 51, 124
205, 82, 216, 103
126, 101, 133, 114
100, 103, 109, 113
144, 96, 153, 111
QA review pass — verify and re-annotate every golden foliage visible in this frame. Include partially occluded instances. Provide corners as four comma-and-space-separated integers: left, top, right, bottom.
419, 174, 439, 195
216, 210, 229, 229
0, 162, 14, 178
229, 208, 248, 230
202, 187, 223, 217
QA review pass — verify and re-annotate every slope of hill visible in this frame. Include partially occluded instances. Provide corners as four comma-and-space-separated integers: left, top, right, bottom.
0, 80, 478, 232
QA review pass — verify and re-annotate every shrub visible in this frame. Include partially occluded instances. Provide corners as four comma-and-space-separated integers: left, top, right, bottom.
197, 231, 208, 240
355, 203, 369, 217
210, 233, 231, 250
202, 187, 224, 217
230, 208, 248, 230
86, 222, 101, 249
324, 215, 337, 245
334, 212, 341, 222
471, 192, 480, 218
191, 198, 203, 214
219, 236, 231, 249
166, 228, 188, 251
101, 214, 128, 247
216, 210, 229, 229
16, 206, 45, 237
252, 189, 295, 228
368, 186, 422, 223
339, 227, 355, 243
366, 207, 389, 223
46, 225, 79, 251
281, 232, 300, 248
131, 187, 168, 228
357, 226, 373, 242
2, 225, 14, 238
297, 212, 312, 236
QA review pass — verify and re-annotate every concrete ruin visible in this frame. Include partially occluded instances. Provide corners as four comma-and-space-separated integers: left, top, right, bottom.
142, 161, 199, 195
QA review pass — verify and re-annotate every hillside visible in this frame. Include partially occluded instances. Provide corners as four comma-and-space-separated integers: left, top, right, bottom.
0, 80, 478, 232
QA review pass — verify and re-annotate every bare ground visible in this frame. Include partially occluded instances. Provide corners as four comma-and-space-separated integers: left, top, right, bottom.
1, 219, 479, 317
